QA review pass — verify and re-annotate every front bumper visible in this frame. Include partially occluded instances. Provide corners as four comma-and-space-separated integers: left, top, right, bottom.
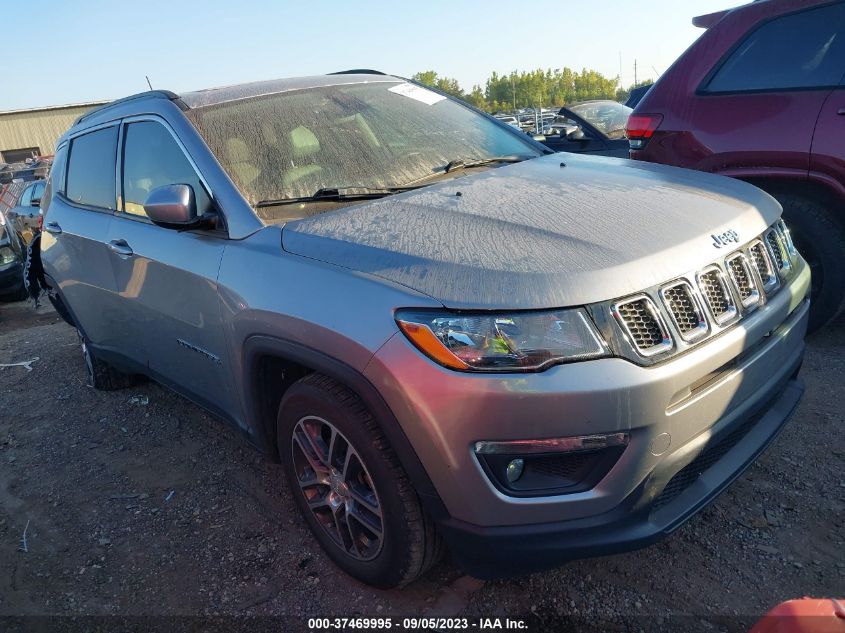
438, 371, 803, 578
364, 257, 810, 573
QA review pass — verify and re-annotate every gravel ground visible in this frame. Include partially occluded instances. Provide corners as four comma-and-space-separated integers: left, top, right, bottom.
0, 299, 842, 632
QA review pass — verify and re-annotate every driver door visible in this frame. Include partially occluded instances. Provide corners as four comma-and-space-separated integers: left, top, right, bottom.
106, 117, 235, 414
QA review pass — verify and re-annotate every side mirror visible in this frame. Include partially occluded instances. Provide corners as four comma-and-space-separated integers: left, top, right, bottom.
143, 184, 214, 230
567, 128, 587, 141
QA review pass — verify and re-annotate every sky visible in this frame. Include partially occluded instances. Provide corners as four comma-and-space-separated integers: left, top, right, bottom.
2, 0, 738, 111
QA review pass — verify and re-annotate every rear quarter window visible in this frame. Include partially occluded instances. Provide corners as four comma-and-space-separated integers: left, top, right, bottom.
705, 3, 845, 93
65, 126, 118, 210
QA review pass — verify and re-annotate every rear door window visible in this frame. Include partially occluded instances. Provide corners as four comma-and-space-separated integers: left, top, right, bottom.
65, 126, 118, 210
121, 120, 211, 218
705, 3, 845, 93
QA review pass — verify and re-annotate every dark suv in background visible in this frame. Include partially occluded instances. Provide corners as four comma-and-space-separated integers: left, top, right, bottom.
629, 0, 845, 331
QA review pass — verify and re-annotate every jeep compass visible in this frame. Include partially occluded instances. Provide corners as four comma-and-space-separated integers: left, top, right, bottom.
38, 72, 810, 587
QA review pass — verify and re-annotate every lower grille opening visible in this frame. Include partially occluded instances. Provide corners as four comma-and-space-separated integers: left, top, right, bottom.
652, 410, 763, 511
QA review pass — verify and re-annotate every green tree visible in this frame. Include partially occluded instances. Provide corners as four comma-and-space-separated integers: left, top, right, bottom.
411, 70, 466, 100
413, 67, 625, 112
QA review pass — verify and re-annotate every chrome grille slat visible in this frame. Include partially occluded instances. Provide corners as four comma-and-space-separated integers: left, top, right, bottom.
660, 281, 708, 342
765, 229, 786, 271
612, 296, 673, 357
725, 253, 760, 308
696, 267, 738, 325
748, 240, 779, 293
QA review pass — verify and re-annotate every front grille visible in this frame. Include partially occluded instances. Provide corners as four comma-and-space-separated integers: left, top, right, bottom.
726, 253, 759, 307
661, 282, 707, 341
613, 297, 672, 356
749, 241, 778, 292
605, 220, 795, 366
766, 230, 786, 270
697, 268, 737, 325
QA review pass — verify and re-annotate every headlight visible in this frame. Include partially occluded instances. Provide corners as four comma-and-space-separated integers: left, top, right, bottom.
395, 308, 609, 371
0, 246, 16, 265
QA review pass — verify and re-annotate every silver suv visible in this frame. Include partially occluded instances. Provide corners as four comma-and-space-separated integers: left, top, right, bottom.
39, 72, 810, 588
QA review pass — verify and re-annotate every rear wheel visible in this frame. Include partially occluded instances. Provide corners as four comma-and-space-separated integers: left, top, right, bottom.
277, 373, 442, 588
774, 193, 845, 332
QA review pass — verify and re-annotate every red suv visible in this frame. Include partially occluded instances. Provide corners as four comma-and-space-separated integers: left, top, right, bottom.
629, 0, 845, 331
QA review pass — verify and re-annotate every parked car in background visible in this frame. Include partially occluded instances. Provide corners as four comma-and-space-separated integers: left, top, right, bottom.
4, 179, 45, 241
40, 72, 809, 588
0, 209, 27, 301
629, 0, 845, 331
494, 114, 521, 129
0, 158, 52, 185
540, 100, 632, 157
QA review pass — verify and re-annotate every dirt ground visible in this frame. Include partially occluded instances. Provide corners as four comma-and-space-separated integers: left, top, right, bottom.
0, 299, 842, 632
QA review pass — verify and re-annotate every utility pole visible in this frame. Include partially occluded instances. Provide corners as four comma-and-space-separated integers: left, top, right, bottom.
634, 60, 638, 86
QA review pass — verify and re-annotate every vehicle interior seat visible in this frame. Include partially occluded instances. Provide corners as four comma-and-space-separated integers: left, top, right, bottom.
224, 138, 261, 188
282, 126, 323, 189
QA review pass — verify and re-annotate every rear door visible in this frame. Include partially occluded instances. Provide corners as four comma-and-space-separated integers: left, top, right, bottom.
106, 116, 234, 413
690, 2, 845, 175
40, 126, 120, 348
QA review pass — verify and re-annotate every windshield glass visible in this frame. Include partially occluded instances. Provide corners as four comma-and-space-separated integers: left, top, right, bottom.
186, 81, 541, 220
567, 101, 632, 140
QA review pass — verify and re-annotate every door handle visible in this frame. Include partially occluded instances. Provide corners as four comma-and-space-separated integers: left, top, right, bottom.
837, 108, 845, 115
107, 239, 134, 257
44, 222, 62, 235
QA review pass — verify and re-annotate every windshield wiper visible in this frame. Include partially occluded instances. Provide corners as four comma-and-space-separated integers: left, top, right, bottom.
255, 186, 421, 208
442, 155, 534, 173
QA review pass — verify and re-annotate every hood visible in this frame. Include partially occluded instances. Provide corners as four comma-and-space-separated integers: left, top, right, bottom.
281, 153, 780, 310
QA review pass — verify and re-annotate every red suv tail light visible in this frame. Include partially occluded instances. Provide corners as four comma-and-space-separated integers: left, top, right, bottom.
626, 114, 663, 149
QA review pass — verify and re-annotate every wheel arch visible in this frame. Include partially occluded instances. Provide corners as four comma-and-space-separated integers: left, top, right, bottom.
734, 172, 845, 227
242, 335, 449, 520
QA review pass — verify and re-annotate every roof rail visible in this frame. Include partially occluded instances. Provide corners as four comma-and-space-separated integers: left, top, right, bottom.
73, 90, 181, 126
329, 69, 387, 76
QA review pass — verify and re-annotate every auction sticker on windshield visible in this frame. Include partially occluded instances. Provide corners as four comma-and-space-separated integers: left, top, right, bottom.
388, 82, 446, 105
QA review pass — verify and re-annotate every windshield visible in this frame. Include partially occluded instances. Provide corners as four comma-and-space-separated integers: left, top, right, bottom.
186, 81, 541, 220
567, 101, 632, 140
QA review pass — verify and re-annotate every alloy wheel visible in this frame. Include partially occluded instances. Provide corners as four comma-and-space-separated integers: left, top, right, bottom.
290, 416, 384, 561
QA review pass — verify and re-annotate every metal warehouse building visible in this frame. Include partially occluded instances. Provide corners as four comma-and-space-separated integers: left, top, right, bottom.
0, 101, 107, 163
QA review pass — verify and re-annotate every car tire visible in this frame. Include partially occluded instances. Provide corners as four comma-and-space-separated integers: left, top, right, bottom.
78, 331, 139, 390
277, 373, 442, 588
774, 193, 845, 332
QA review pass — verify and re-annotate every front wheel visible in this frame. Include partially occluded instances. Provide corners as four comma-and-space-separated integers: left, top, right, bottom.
277, 374, 442, 588
78, 331, 139, 390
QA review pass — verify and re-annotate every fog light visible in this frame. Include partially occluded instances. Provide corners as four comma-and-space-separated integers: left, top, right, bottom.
506, 458, 524, 483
